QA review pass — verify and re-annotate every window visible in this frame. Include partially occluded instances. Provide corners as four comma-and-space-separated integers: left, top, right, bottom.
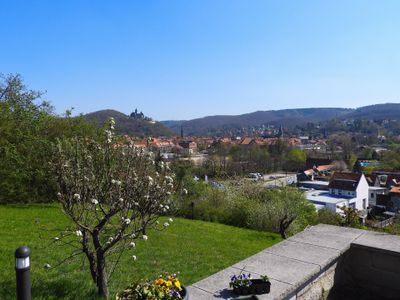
363, 199, 366, 209
371, 193, 374, 198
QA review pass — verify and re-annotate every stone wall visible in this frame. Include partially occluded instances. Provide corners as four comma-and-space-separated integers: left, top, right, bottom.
188, 225, 400, 300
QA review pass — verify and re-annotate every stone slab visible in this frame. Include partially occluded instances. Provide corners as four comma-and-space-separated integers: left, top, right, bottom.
186, 286, 215, 299
231, 251, 320, 290
190, 266, 292, 299
191, 267, 240, 295
189, 224, 400, 299
264, 239, 341, 269
288, 224, 363, 252
352, 230, 400, 255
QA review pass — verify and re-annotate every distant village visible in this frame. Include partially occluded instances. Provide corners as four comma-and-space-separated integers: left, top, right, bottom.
123, 119, 400, 229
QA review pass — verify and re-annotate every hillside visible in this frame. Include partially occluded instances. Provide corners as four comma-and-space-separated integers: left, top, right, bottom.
84, 109, 174, 137
345, 103, 400, 120
163, 107, 353, 136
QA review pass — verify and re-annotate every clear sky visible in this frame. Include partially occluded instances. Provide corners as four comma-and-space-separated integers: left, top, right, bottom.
1, 1, 400, 120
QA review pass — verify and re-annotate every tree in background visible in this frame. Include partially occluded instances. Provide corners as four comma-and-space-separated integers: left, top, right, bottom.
52, 119, 175, 298
317, 208, 342, 226
339, 206, 360, 227
284, 148, 306, 171
0, 74, 99, 203
248, 186, 316, 239
0, 74, 53, 202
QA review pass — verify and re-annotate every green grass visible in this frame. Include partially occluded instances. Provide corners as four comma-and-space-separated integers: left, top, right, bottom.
0, 204, 281, 299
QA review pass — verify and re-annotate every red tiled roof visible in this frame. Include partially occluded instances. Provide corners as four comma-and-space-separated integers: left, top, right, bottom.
390, 186, 400, 194
316, 164, 335, 172
241, 137, 254, 145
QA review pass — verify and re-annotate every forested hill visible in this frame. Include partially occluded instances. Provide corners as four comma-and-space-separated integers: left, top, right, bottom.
161, 103, 400, 136
84, 110, 174, 137
344, 103, 400, 120
162, 108, 353, 136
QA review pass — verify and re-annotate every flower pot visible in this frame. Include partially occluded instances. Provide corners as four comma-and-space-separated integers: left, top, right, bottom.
233, 279, 271, 295
181, 285, 189, 300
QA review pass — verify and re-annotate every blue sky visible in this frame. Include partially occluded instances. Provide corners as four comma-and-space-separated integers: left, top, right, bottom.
1, 1, 400, 120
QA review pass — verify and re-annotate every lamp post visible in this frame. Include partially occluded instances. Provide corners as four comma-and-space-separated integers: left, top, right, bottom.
15, 246, 31, 300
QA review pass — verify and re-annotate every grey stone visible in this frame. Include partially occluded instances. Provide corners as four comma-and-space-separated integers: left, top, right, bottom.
288, 224, 363, 252
186, 286, 215, 299
352, 230, 400, 254
190, 266, 292, 299
231, 251, 319, 290
191, 267, 239, 295
264, 240, 341, 269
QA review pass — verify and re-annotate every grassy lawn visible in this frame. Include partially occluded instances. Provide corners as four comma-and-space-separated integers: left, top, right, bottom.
0, 204, 281, 299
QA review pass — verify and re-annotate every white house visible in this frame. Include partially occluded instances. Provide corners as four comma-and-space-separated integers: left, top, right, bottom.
305, 172, 369, 220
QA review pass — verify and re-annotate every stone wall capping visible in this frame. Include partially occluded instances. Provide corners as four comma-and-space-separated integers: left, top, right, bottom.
189, 224, 400, 299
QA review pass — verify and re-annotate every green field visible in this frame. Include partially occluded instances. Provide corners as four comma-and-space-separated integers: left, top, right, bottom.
0, 204, 281, 299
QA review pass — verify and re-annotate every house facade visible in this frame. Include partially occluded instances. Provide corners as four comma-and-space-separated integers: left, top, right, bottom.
305, 172, 369, 221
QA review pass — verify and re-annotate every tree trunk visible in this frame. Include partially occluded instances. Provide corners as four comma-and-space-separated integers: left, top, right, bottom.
96, 252, 109, 299
279, 222, 287, 239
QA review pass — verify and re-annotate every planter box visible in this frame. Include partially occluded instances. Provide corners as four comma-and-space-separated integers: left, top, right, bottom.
233, 279, 271, 295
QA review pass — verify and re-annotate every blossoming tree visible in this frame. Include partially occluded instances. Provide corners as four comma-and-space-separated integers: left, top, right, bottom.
52, 118, 175, 298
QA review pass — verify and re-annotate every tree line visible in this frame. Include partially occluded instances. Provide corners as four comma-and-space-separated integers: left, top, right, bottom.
0, 74, 100, 203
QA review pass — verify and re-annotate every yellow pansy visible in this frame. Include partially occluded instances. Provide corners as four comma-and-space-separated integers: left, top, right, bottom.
174, 280, 182, 291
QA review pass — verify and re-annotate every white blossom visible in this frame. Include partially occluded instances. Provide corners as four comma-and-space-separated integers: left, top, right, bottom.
183, 188, 188, 195
73, 194, 81, 200
163, 222, 169, 227
130, 233, 136, 238
142, 235, 148, 241
130, 242, 136, 248
57, 192, 62, 197
169, 218, 173, 223
124, 218, 131, 225
119, 197, 124, 202
111, 179, 116, 184
166, 192, 171, 196
132, 255, 137, 261
91, 199, 99, 205
75, 230, 83, 237
53, 237, 60, 241
44, 263, 51, 269
165, 205, 170, 210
